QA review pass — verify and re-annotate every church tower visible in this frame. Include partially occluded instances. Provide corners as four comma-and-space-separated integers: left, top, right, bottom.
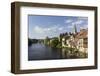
73, 24, 77, 34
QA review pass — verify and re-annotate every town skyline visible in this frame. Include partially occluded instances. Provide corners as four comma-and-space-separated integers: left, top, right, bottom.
28, 15, 88, 39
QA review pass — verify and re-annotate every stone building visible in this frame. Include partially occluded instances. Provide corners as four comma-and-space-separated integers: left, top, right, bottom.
62, 25, 88, 53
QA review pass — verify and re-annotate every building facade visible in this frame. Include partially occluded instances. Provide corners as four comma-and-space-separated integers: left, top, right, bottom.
62, 25, 88, 53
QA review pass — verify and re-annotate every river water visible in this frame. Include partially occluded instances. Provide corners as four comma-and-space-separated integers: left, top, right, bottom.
28, 43, 79, 61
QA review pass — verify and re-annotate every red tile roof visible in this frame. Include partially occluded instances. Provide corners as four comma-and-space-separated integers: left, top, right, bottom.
76, 29, 88, 39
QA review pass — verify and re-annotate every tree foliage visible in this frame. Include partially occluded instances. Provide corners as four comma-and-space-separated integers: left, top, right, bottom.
50, 38, 59, 47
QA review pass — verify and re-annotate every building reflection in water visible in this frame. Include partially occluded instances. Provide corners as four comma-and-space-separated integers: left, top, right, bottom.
61, 48, 71, 58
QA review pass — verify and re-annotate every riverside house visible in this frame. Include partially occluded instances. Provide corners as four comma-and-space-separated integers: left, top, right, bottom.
76, 29, 88, 53
62, 25, 88, 53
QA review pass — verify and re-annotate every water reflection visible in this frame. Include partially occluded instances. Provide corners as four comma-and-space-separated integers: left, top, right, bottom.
62, 48, 70, 58
28, 43, 87, 61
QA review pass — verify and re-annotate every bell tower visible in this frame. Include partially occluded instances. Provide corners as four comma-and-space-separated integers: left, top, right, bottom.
73, 24, 77, 34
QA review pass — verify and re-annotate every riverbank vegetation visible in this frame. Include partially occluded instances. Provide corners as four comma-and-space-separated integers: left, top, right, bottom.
28, 38, 38, 46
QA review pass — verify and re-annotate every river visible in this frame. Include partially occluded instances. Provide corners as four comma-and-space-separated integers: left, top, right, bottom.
28, 43, 80, 61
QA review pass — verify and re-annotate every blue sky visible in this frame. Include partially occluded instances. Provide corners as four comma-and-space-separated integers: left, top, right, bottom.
28, 15, 88, 39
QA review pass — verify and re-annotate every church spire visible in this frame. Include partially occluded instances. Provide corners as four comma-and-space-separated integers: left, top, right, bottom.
73, 24, 77, 34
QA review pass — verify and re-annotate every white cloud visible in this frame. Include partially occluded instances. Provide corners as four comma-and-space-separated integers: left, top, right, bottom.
33, 25, 63, 39
34, 26, 44, 33
78, 17, 88, 20
65, 19, 72, 24
33, 26, 52, 34
72, 20, 83, 25
67, 25, 73, 28
80, 25, 88, 29
58, 27, 63, 31
65, 17, 88, 25
33, 25, 64, 34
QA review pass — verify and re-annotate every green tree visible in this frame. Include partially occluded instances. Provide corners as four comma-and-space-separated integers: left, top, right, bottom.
28, 38, 32, 46
44, 36, 50, 45
50, 38, 59, 47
